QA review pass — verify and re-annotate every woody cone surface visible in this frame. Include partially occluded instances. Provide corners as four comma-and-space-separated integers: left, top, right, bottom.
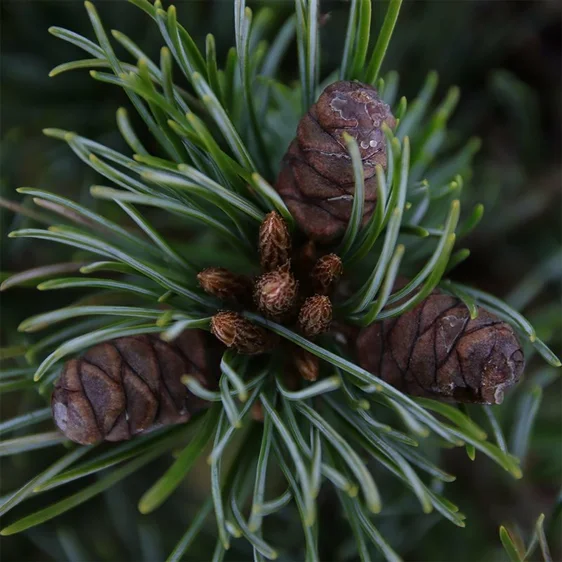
357, 291, 525, 404
51, 331, 213, 445
274, 81, 395, 242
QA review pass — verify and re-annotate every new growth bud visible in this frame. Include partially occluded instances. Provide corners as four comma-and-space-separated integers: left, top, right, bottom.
259, 211, 291, 272
197, 267, 252, 305
298, 295, 332, 338
211, 311, 274, 355
311, 254, 343, 295
254, 262, 298, 321
293, 347, 320, 381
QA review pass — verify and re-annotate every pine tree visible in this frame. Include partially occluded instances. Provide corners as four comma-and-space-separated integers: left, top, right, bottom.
0, 1, 560, 560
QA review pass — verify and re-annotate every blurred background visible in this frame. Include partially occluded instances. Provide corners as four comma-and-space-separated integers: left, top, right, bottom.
1, 1, 561, 560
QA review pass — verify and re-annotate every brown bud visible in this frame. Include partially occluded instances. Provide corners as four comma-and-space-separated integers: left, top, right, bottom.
251, 400, 265, 422
259, 211, 291, 272
293, 347, 320, 381
298, 295, 332, 338
51, 331, 214, 445
274, 81, 395, 242
311, 254, 343, 295
197, 267, 253, 305
319, 12, 331, 27
211, 311, 274, 355
254, 262, 298, 321
356, 292, 525, 404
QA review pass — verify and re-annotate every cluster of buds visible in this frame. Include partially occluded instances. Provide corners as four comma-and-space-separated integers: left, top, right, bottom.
198, 211, 344, 381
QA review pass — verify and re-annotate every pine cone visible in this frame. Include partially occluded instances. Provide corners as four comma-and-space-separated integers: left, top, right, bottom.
254, 262, 298, 321
259, 211, 291, 272
211, 311, 275, 355
275, 81, 395, 242
51, 331, 215, 445
298, 295, 332, 338
356, 292, 525, 404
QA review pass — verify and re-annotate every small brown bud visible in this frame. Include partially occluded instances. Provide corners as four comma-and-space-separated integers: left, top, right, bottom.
211, 311, 274, 355
319, 12, 331, 27
210, 311, 238, 347
298, 295, 332, 338
51, 331, 214, 445
197, 267, 252, 305
311, 254, 343, 295
357, 290, 525, 404
254, 262, 298, 321
259, 211, 291, 272
293, 347, 320, 381
251, 400, 265, 422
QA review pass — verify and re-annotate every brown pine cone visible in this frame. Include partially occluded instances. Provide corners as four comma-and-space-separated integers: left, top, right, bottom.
51, 331, 215, 445
356, 292, 525, 404
275, 80, 395, 242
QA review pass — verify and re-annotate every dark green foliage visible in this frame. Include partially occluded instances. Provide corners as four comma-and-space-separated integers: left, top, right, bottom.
1, 1, 560, 561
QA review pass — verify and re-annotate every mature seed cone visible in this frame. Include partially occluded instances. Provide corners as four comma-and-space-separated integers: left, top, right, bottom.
356, 292, 525, 404
51, 331, 214, 445
211, 311, 274, 355
275, 80, 396, 242
254, 262, 298, 321
311, 254, 343, 295
259, 211, 291, 272
298, 295, 332, 338
197, 267, 252, 305
293, 347, 320, 381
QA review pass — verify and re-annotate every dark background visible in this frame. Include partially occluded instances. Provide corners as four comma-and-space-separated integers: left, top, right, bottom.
1, 1, 561, 560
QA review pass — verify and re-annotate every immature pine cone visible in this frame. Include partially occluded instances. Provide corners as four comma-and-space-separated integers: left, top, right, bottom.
311, 254, 343, 295
357, 292, 525, 404
259, 211, 291, 272
211, 311, 274, 355
254, 262, 298, 321
275, 80, 396, 242
293, 347, 320, 381
197, 267, 253, 305
298, 295, 333, 338
51, 331, 214, 445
